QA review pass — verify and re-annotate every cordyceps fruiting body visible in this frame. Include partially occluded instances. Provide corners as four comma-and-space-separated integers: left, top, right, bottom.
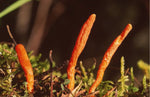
6, 25, 34, 93
15, 44, 34, 93
67, 14, 96, 91
89, 24, 132, 97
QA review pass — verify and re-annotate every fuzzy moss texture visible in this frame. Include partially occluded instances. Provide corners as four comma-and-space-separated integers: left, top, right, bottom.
0, 43, 149, 97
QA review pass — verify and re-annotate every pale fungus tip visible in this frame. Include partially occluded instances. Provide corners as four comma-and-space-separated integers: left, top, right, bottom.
90, 14, 96, 19
128, 23, 132, 29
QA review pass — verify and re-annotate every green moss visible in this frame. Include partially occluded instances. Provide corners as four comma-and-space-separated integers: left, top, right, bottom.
0, 43, 149, 96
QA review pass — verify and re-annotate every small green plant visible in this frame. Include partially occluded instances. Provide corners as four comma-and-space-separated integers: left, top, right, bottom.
117, 56, 129, 96
128, 67, 139, 94
138, 60, 150, 79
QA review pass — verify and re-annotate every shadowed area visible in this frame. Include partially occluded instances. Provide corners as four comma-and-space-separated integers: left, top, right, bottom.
0, 0, 149, 81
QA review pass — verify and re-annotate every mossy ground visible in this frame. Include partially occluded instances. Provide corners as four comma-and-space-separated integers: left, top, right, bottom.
0, 43, 149, 97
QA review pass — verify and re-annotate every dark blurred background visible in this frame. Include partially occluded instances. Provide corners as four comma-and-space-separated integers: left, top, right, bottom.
0, 0, 149, 81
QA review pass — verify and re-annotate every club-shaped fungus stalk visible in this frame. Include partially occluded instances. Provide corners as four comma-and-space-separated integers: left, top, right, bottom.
67, 14, 96, 91
89, 24, 132, 96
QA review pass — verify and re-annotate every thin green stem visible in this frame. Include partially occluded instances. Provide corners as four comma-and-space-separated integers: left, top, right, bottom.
130, 67, 134, 86
0, 0, 31, 18
80, 61, 88, 80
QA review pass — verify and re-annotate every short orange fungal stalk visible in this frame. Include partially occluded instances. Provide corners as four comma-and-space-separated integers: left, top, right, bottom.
15, 44, 34, 93
89, 24, 132, 96
7, 25, 34, 93
67, 14, 96, 91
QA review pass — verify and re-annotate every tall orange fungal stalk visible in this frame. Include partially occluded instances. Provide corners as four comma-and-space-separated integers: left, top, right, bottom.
89, 24, 132, 96
67, 14, 96, 91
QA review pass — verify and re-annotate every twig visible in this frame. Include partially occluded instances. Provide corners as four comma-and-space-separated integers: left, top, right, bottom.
75, 89, 86, 97
125, 68, 130, 75
6, 25, 17, 45
127, 71, 142, 86
115, 89, 118, 97
83, 91, 99, 97
102, 86, 116, 97
49, 50, 54, 97
0, 68, 5, 75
